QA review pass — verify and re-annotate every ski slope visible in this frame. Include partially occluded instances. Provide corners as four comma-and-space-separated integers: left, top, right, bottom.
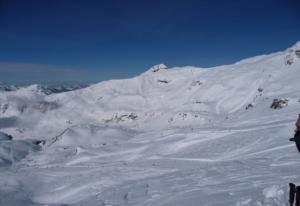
0, 42, 300, 205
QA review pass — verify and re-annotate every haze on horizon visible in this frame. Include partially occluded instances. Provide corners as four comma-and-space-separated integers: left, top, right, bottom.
0, 0, 299, 84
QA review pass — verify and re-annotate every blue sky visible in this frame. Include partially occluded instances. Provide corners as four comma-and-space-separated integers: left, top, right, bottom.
0, 0, 299, 84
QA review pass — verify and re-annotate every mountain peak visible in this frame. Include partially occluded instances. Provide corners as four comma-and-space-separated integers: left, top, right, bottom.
149, 64, 167, 73
287, 41, 300, 52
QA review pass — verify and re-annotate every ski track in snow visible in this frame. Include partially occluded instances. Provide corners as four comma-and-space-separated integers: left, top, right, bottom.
1, 42, 300, 205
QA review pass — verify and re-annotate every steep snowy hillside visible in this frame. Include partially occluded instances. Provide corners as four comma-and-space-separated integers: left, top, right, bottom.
1, 42, 300, 205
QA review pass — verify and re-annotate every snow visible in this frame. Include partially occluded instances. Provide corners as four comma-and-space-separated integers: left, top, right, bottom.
0, 42, 300, 205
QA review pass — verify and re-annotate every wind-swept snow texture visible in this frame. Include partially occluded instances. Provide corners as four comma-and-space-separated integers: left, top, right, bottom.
1, 42, 300, 205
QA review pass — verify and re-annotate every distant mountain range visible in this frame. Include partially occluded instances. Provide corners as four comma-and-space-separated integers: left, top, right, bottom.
0, 81, 91, 94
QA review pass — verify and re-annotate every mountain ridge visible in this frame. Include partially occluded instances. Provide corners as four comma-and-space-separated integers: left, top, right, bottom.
0, 42, 300, 205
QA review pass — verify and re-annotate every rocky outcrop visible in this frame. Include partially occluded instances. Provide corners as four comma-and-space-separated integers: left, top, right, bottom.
296, 50, 300, 58
150, 64, 167, 72
270, 98, 288, 109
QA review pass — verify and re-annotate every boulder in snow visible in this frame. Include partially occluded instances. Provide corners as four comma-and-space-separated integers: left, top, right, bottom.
151, 64, 167, 72
270, 98, 288, 109
257, 88, 263, 93
245, 103, 253, 110
285, 55, 294, 65
296, 50, 300, 58
0, 103, 9, 114
157, 79, 170, 83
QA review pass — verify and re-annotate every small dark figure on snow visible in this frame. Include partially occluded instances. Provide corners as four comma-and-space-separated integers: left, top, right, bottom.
295, 114, 300, 133
290, 183, 296, 206
289, 114, 300, 153
296, 186, 300, 206
289, 183, 300, 206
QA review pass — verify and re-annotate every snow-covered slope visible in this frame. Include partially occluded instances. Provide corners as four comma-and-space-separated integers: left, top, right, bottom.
1, 42, 300, 205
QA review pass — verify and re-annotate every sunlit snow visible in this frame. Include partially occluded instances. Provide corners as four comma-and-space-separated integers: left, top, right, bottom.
1, 42, 300, 205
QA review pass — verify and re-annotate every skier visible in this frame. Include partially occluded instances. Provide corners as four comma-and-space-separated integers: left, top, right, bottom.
290, 183, 296, 206
289, 114, 300, 153
297, 186, 300, 206
289, 116, 300, 205
289, 183, 300, 206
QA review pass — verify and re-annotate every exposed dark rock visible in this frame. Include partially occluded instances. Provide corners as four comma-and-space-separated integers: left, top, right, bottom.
191, 80, 203, 87
151, 64, 167, 72
33, 101, 60, 113
285, 55, 294, 65
246, 103, 253, 110
128, 113, 138, 120
0, 103, 9, 113
15, 101, 60, 114
157, 79, 169, 83
257, 88, 263, 93
38, 84, 91, 95
178, 113, 187, 120
18, 104, 28, 113
32, 140, 46, 146
105, 113, 138, 123
270, 98, 288, 109
286, 59, 293, 65
295, 50, 300, 58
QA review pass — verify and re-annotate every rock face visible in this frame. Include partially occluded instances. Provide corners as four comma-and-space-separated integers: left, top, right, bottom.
270, 98, 288, 109
150, 64, 167, 72
0, 104, 9, 114
296, 50, 300, 58
245, 103, 253, 110
157, 79, 170, 83
285, 54, 294, 65
38, 84, 91, 95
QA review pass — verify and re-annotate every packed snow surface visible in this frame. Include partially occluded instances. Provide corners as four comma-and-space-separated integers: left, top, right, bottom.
1, 42, 300, 205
